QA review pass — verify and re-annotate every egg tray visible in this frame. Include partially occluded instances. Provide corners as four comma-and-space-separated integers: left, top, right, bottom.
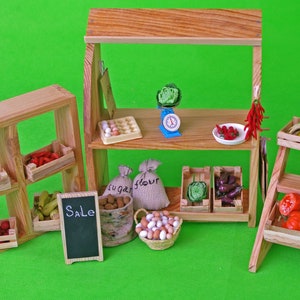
99, 116, 142, 145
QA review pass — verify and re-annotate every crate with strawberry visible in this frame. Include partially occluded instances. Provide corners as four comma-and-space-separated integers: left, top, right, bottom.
23, 140, 75, 182
0, 217, 18, 250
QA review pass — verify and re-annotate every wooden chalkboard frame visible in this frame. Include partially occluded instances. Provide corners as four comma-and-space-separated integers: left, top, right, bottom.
57, 191, 103, 264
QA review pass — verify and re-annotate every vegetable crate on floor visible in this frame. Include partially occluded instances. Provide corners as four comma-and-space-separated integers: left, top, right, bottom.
264, 202, 300, 249
31, 194, 60, 232
0, 217, 18, 250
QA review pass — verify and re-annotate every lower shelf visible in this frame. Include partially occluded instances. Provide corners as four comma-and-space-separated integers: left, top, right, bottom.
100, 185, 249, 222
164, 187, 249, 222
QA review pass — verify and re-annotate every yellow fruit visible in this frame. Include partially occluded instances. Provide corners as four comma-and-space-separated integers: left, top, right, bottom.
38, 191, 50, 209
42, 198, 58, 217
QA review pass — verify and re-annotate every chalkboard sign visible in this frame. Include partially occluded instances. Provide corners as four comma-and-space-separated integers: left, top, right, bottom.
57, 191, 103, 264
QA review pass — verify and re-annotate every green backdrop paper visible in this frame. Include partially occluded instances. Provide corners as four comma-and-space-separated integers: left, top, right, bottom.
1, 1, 300, 299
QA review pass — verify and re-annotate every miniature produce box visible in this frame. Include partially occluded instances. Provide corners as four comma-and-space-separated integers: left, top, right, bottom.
0, 217, 18, 250
31, 191, 60, 232
213, 166, 243, 213
180, 166, 211, 212
23, 140, 75, 182
264, 194, 300, 249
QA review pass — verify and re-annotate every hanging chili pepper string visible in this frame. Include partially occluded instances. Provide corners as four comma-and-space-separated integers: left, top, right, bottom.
244, 98, 267, 140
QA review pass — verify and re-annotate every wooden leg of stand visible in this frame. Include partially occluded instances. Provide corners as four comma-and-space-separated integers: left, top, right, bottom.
248, 146, 289, 272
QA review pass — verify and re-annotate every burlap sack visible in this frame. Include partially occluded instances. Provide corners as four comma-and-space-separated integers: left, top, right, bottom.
132, 159, 170, 210
102, 165, 133, 196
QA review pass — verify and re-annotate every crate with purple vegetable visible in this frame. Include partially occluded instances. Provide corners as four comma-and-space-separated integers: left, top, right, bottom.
180, 166, 211, 212
213, 166, 243, 213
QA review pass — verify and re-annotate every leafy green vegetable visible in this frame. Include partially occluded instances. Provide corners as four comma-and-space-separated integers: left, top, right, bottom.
156, 83, 181, 107
187, 180, 207, 202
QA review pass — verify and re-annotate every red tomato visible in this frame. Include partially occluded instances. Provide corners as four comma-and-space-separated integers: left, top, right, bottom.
279, 193, 300, 216
282, 211, 300, 231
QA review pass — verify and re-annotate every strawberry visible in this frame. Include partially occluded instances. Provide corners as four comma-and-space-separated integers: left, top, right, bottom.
0, 220, 10, 231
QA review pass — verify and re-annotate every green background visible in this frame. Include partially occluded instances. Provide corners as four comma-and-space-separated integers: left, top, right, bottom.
1, 0, 300, 299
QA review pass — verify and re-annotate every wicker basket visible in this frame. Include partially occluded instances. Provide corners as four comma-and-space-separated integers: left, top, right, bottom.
134, 208, 182, 250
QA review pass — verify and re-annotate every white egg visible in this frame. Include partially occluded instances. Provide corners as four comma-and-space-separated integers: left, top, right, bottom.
156, 220, 162, 228
146, 213, 153, 221
139, 230, 148, 238
159, 230, 167, 240
173, 220, 179, 228
147, 220, 156, 229
151, 226, 158, 232
162, 216, 168, 225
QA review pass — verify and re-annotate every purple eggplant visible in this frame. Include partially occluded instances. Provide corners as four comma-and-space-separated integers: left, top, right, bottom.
221, 196, 235, 206
227, 185, 243, 199
227, 175, 236, 185
218, 183, 238, 193
219, 171, 230, 184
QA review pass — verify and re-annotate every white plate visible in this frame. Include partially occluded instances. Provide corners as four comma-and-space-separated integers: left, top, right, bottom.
212, 123, 247, 145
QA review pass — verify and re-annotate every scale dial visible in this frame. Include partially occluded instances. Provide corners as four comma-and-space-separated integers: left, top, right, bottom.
162, 113, 181, 132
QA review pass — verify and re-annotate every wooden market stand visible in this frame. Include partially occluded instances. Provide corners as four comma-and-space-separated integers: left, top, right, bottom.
0, 85, 86, 245
83, 8, 262, 227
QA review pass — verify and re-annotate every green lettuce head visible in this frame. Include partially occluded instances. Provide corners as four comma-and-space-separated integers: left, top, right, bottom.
156, 83, 181, 108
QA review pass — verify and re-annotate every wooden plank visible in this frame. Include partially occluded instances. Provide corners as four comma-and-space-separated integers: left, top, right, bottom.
88, 108, 256, 151
277, 173, 300, 194
249, 146, 290, 272
85, 8, 261, 45
0, 85, 74, 127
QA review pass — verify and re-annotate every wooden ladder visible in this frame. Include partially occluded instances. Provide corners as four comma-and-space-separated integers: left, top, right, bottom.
249, 116, 300, 272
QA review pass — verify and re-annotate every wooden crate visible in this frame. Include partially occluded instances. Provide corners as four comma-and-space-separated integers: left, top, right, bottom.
213, 166, 243, 213
31, 194, 60, 232
0, 217, 18, 249
32, 215, 60, 232
277, 116, 300, 150
24, 141, 75, 182
0, 167, 11, 191
180, 166, 211, 212
264, 202, 300, 249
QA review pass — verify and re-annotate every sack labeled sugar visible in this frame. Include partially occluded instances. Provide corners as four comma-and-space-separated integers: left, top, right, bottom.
133, 159, 170, 210
102, 165, 133, 196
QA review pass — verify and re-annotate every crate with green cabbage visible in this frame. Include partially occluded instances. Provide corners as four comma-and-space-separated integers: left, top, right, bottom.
180, 166, 211, 212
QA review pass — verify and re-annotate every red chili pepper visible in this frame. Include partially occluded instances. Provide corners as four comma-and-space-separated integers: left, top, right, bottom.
282, 211, 300, 231
244, 99, 265, 140
279, 193, 300, 216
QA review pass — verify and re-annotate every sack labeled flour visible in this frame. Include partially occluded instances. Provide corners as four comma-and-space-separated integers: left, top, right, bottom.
102, 165, 133, 196
133, 159, 170, 210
